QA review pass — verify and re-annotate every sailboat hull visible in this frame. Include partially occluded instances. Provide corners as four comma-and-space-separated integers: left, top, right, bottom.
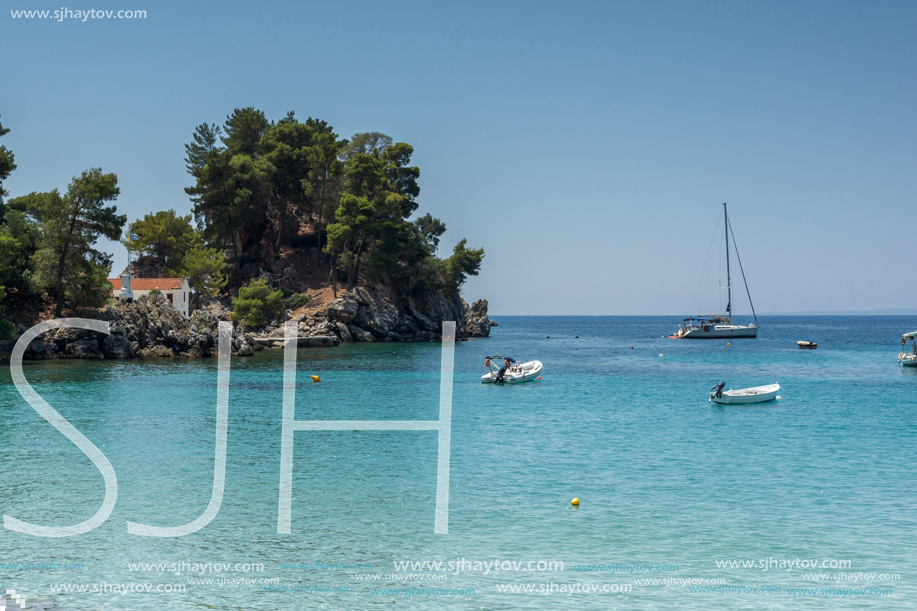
681, 324, 759, 339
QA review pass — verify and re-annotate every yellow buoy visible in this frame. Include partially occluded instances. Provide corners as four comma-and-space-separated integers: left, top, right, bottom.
310, 375, 321, 383
571, 497, 579, 506
727, 342, 730, 346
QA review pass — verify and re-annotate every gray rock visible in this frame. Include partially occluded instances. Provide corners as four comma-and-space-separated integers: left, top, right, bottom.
102, 333, 133, 359
420, 290, 466, 335
271, 258, 287, 274
165, 328, 189, 347
326, 296, 359, 323
402, 316, 421, 334
351, 285, 400, 337
395, 316, 422, 335
26, 338, 56, 359
140, 344, 174, 358
463, 298, 494, 337
198, 298, 232, 320
282, 267, 299, 279
335, 321, 353, 342
236, 338, 255, 356
347, 324, 376, 342
411, 310, 438, 333
313, 321, 338, 337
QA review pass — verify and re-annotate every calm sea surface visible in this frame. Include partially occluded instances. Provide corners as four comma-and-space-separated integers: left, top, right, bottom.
1, 316, 915, 610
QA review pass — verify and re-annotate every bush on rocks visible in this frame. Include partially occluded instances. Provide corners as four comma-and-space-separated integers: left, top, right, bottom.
232, 278, 283, 330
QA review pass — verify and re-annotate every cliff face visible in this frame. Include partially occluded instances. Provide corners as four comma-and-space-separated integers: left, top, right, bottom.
315, 285, 495, 342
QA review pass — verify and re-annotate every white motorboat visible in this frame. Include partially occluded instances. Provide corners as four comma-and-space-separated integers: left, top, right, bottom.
899, 332, 917, 367
671, 203, 759, 339
481, 356, 543, 384
709, 381, 780, 404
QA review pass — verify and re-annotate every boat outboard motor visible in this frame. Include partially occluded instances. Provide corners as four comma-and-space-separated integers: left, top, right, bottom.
494, 364, 508, 383
710, 381, 726, 399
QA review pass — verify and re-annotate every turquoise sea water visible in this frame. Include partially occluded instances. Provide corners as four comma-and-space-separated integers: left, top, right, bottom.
1, 315, 915, 610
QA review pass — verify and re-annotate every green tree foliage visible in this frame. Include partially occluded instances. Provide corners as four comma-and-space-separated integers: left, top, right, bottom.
125, 209, 196, 273
283, 293, 311, 310
187, 150, 273, 258
325, 143, 421, 289
0, 114, 16, 212
413, 213, 446, 253
0, 208, 39, 292
11, 169, 126, 316
189, 112, 347, 260
231, 278, 283, 329
341, 132, 393, 160
0, 117, 38, 318
222, 107, 269, 157
180, 244, 229, 299
185, 109, 484, 296
304, 122, 346, 223
259, 115, 345, 244
0, 208, 39, 336
443, 239, 485, 291
184, 122, 222, 176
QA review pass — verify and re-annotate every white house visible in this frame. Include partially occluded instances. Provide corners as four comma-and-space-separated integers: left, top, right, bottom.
109, 276, 191, 317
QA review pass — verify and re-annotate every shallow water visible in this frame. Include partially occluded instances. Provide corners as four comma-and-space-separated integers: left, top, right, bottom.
1, 315, 915, 609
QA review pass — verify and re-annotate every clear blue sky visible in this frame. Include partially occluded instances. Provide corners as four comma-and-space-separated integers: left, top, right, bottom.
3, 1, 915, 314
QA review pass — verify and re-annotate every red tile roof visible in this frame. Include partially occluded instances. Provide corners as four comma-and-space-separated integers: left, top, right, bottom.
109, 277, 186, 291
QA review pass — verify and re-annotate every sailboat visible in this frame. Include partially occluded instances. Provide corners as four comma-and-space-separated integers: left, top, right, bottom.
671, 203, 759, 339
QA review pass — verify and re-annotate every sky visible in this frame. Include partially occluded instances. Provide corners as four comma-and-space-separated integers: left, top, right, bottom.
2, 0, 915, 315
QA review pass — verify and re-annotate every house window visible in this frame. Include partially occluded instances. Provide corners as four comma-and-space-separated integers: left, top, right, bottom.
167, 293, 174, 305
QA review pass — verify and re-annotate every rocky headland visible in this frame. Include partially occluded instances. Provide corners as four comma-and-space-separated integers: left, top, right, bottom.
1, 285, 495, 362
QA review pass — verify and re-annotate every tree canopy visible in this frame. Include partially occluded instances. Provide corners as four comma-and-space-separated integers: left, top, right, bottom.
180, 244, 228, 299
11, 169, 125, 315
125, 209, 196, 273
184, 108, 483, 295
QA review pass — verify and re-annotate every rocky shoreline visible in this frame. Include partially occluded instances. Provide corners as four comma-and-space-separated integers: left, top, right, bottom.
1, 286, 495, 361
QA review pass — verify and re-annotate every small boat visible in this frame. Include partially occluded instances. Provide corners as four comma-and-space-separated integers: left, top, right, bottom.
709, 381, 780, 404
797, 341, 818, 349
672, 203, 759, 339
481, 356, 543, 384
899, 332, 917, 367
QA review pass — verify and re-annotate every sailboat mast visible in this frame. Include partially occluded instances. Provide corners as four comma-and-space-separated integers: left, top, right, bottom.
723, 202, 732, 323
